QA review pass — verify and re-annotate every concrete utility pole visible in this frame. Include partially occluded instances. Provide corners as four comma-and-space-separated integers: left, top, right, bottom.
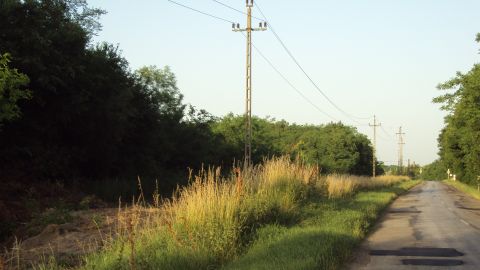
232, 0, 267, 166
369, 115, 381, 177
396, 126, 405, 175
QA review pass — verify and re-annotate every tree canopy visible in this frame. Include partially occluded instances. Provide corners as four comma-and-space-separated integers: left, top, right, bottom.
0, 53, 30, 127
433, 34, 480, 184
211, 115, 380, 175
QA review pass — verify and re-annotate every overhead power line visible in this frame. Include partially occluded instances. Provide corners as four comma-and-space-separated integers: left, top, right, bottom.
380, 125, 393, 138
239, 32, 338, 122
167, 0, 234, 23
211, 0, 262, 21
376, 131, 390, 142
211, 0, 368, 125
253, 1, 372, 123
167, 0, 339, 122
166, 0, 353, 123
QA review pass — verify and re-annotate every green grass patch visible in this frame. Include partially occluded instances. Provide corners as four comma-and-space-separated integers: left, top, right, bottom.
443, 180, 480, 200
223, 180, 420, 270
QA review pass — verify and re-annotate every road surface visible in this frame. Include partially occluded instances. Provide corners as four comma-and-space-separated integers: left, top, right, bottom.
348, 181, 480, 269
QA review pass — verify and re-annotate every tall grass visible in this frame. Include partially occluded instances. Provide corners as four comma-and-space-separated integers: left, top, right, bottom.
326, 174, 410, 198
224, 180, 420, 270
9, 158, 411, 269
80, 157, 319, 269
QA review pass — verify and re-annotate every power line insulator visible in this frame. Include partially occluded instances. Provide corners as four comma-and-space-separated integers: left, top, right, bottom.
237, 23, 240, 29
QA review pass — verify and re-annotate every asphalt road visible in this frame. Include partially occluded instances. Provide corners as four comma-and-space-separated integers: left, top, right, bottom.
348, 181, 480, 270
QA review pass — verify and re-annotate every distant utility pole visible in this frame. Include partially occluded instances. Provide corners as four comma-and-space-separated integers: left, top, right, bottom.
369, 115, 381, 177
232, 0, 267, 166
396, 126, 405, 175
407, 159, 411, 175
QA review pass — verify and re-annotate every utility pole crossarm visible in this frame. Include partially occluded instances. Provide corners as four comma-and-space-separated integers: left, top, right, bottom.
232, 22, 267, 32
369, 115, 381, 178
231, 0, 268, 167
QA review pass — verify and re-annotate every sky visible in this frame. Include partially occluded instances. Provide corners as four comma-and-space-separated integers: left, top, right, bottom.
88, 0, 480, 166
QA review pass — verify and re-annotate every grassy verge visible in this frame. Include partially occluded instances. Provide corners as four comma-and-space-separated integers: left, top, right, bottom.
223, 180, 420, 270
17, 158, 415, 270
77, 158, 319, 270
443, 180, 480, 200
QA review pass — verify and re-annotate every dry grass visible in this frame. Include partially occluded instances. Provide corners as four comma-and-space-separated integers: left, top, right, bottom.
326, 174, 410, 198
79, 157, 319, 269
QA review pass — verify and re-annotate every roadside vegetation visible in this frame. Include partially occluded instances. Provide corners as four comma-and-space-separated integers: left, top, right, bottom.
0, 0, 384, 243
420, 160, 446, 181
225, 179, 418, 270
2, 157, 415, 270
443, 180, 480, 201
429, 33, 480, 185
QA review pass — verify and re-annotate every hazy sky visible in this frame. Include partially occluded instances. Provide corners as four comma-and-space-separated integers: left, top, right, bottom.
89, 0, 480, 165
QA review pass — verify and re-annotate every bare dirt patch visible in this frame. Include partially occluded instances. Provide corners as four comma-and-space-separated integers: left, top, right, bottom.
3, 208, 118, 269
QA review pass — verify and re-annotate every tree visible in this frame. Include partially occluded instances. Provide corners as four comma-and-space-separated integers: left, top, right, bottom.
0, 0, 107, 177
212, 115, 377, 175
0, 53, 30, 127
421, 160, 445, 180
117, 65, 187, 178
292, 123, 376, 175
0, 0, 227, 189
434, 33, 480, 184
135, 66, 185, 119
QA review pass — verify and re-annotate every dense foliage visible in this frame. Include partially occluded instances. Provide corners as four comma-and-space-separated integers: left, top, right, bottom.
0, 53, 30, 127
420, 160, 446, 180
212, 115, 382, 175
433, 34, 480, 184
0, 0, 221, 190
0, 0, 379, 198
